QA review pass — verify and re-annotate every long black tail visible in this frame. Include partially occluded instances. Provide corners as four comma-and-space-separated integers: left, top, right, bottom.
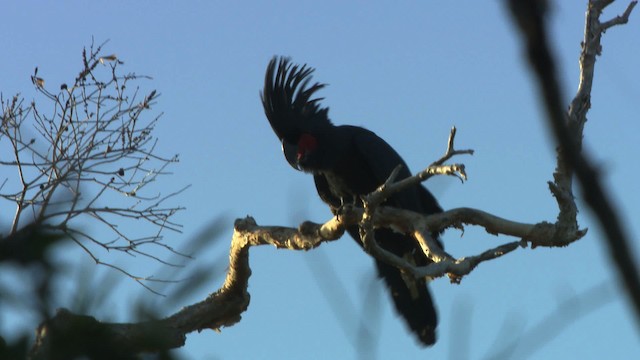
375, 259, 437, 346
348, 228, 438, 346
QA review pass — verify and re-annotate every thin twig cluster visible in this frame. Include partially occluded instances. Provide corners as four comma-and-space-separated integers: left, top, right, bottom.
1, 42, 187, 288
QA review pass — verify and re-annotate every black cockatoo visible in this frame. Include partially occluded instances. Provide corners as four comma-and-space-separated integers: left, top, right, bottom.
261, 57, 443, 346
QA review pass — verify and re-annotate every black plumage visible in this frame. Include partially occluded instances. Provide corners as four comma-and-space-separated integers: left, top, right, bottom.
261, 57, 443, 346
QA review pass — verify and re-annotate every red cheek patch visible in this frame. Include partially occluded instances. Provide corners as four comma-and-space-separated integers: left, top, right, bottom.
298, 133, 318, 160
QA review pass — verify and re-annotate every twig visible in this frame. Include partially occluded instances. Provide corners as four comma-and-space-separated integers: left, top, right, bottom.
368, 126, 472, 206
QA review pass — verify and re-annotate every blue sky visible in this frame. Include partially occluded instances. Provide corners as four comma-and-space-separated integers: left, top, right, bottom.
1, 1, 639, 359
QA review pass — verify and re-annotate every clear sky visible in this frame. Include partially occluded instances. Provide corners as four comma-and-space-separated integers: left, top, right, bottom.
1, 1, 639, 359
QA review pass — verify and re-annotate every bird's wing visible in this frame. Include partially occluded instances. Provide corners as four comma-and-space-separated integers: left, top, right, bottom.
348, 126, 424, 211
313, 173, 342, 212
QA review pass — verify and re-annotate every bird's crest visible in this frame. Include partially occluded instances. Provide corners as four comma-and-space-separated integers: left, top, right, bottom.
261, 57, 332, 144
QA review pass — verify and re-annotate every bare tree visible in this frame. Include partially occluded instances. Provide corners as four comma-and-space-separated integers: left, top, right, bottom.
1, 41, 186, 288
0, 1, 636, 359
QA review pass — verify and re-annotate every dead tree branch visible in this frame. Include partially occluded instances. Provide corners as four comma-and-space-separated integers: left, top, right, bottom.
29, 215, 337, 358
29, 181, 585, 358
507, 0, 640, 324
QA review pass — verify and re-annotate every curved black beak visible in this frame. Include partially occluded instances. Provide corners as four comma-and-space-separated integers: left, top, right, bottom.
282, 140, 301, 171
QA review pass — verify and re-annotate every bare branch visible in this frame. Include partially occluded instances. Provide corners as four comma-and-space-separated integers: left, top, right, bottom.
368, 126, 472, 207
600, 0, 637, 30
506, 0, 640, 324
25, 209, 519, 357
